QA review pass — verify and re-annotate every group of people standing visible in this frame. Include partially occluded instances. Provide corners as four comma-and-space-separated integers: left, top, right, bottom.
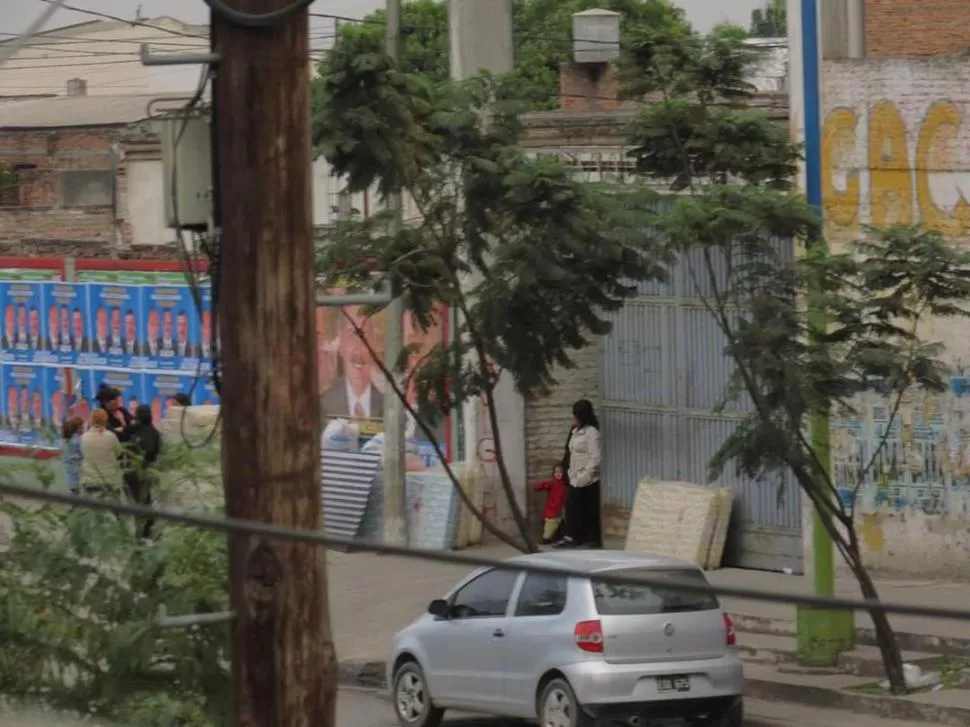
535, 398, 603, 549
62, 384, 167, 538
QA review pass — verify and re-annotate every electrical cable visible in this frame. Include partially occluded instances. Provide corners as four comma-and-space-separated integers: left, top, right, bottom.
1, 478, 970, 623
32, 0, 205, 39
203, 0, 317, 28
0, 0, 67, 69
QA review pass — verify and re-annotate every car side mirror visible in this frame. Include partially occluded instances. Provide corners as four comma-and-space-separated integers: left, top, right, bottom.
428, 599, 450, 619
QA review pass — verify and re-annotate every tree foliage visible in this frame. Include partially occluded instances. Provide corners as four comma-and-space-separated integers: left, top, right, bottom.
749, 0, 786, 37
0, 444, 228, 726
622, 23, 970, 694
311, 0, 691, 113
315, 45, 668, 548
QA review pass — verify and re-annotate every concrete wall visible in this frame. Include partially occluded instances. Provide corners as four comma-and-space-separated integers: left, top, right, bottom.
865, 0, 970, 58
818, 58, 970, 578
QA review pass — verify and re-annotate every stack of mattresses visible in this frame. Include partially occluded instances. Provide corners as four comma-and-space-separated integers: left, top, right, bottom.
624, 479, 734, 570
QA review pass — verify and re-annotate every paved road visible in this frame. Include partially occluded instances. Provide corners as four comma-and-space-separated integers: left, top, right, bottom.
339, 688, 502, 726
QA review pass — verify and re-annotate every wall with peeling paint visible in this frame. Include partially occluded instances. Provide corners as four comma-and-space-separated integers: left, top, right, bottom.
814, 59, 970, 578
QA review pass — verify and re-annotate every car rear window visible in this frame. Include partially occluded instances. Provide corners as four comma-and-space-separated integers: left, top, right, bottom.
591, 568, 718, 615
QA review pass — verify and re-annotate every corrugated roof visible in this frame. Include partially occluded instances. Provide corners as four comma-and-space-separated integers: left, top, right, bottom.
0, 93, 192, 130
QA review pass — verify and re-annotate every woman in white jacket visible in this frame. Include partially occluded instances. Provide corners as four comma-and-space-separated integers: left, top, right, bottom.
553, 399, 603, 549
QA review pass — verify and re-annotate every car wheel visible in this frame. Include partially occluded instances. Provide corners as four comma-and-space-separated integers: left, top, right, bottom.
392, 661, 444, 727
538, 677, 591, 727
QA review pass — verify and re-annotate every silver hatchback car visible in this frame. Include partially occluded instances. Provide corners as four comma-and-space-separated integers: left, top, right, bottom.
387, 550, 744, 727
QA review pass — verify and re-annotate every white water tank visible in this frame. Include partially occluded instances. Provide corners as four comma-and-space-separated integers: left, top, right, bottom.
573, 9, 621, 64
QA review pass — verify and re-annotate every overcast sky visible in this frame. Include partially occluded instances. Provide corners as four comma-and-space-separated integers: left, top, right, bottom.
7, 0, 767, 37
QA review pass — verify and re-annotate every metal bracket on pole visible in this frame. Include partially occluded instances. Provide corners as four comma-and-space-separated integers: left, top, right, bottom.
157, 605, 235, 629
140, 44, 220, 67
316, 281, 393, 307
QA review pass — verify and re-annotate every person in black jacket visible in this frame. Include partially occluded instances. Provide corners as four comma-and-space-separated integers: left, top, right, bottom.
125, 404, 162, 539
96, 384, 133, 442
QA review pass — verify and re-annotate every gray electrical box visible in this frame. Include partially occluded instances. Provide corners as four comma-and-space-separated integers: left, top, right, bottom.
161, 116, 213, 229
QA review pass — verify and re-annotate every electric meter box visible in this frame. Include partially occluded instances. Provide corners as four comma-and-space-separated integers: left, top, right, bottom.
161, 116, 213, 229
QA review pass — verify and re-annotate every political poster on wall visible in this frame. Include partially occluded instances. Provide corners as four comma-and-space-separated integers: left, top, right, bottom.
195, 372, 220, 406
199, 285, 213, 367
76, 270, 187, 286
2, 364, 48, 445
90, 369, 145, 420
42, 282, 89, 365
42, 366, 92, 429
145, 372, 198, 422
315, 291, 449, 464
3, 281, 46, 364
85, 284, 143, 370
140, 286, 199, 371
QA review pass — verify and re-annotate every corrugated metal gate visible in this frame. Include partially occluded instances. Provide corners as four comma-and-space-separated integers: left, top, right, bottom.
601, 245, 803, 573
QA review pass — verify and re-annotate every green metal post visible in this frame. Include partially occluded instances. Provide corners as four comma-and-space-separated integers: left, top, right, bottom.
794, 0, 854, 665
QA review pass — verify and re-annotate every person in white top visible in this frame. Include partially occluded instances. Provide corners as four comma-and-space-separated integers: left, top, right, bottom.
80, 408, 123, 494
553, 399, 603, 549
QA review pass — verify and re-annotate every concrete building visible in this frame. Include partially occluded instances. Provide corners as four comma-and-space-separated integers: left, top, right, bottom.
791, 0, 970, 578
0, 17, 207, 98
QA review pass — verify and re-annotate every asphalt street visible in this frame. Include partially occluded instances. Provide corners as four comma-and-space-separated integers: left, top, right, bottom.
338, 688, 503, 726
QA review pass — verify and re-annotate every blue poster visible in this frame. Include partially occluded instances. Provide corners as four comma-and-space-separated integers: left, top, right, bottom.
141, 286, 199, 372
3, 364, 48, 445
145, 372, 198, 423
42, 282, 89, 365
91, 370, 146, 421
194, 372, 220, 406
86, 284, 142, 370
199, 285, 213, 368
5, 282, 45, 364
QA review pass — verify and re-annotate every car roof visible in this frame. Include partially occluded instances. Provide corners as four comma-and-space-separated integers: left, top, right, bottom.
506, 549, 700, 575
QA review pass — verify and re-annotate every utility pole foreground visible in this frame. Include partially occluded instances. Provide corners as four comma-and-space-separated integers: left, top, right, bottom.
211, 1, 337, 725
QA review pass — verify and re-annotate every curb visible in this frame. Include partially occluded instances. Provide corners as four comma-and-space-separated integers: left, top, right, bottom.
745, 677, 970, 726
340, 659, 387, 690
730, 613, 970, 658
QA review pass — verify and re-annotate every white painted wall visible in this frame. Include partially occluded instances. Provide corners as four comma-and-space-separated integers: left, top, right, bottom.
125, 159, 175, 246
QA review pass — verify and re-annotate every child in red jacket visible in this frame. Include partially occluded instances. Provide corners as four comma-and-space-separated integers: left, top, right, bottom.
536, 462, 567, 545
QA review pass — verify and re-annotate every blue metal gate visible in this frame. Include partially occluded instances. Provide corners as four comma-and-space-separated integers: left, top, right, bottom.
600, 246, 803, 573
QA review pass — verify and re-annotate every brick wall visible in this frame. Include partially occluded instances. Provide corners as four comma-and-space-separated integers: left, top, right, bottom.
524, 338, 601, 522
0, 127, 177, 259
558, 62, 636, 112
865, 0, 970, 57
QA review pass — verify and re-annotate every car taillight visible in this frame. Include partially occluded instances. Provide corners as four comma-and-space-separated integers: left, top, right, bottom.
574, 619, 604, 653
724, 614, 736, 646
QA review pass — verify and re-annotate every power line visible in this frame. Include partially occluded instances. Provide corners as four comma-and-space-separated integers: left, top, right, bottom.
2, 479, 970, 623
31, 0, 206, 39
0, 0, 67, 69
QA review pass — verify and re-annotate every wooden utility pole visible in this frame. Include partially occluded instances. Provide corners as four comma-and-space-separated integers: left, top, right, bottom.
211, 1, 336, 725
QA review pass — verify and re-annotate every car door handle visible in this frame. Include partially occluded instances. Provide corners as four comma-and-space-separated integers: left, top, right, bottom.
492, 629, 505, 638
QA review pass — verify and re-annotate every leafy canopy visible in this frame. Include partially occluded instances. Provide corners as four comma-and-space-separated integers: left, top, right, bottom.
315, 58, 667, 421
0, 444, 228, 727
623, 22, 970, 524
311, 0, 691, 113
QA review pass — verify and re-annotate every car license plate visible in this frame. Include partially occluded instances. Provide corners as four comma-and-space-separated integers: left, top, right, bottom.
656, 675, 690, 692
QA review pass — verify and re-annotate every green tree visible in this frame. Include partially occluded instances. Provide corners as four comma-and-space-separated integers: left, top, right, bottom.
311, 0, 690, 112
314, 47, 667, 551
622, 24, 970, 694
749, 0, 786, 37
0, 443, 229, 725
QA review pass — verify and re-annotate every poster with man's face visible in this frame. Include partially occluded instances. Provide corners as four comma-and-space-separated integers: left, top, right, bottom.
5, 283, 45, 363
88, 284, 141, 369
3, 364, 46, 444
199, 285, 214, 368
43, 282, 90, 364
140, 286, 198, 370
146, 373, 197, 423
315, 289, 449, 462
